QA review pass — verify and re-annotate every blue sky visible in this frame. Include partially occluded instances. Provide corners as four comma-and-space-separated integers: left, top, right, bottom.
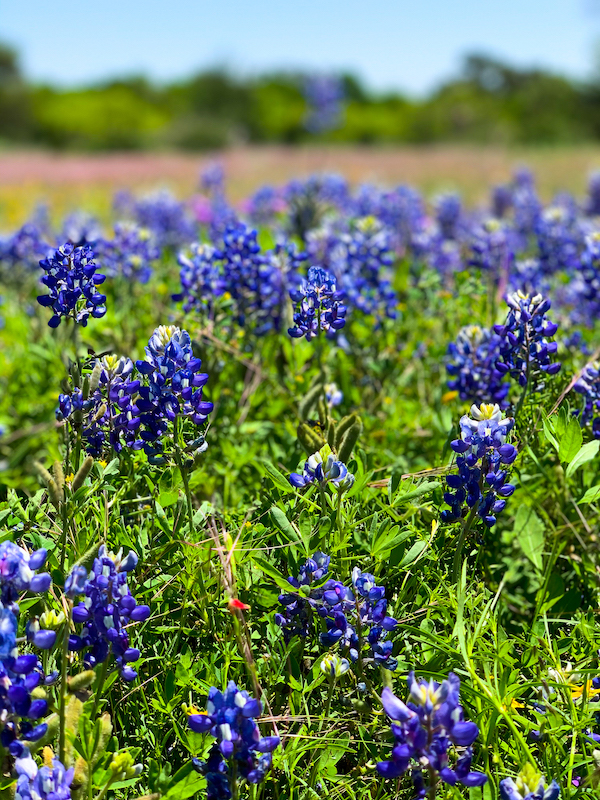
2, 0, 598, 95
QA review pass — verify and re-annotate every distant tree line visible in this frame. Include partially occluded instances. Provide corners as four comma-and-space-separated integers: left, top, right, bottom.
1, 43, 600, 150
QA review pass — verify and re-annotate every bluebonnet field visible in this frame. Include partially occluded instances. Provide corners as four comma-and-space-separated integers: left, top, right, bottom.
2, 159, 600, 800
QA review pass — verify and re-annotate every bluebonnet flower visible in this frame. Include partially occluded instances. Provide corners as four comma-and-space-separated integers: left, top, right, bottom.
193, 745, 231, 800
0, 543, 51, 611
175, 243, 222, 315
376, 185, 424, 253
325, 382, 343, 408
67, 545, 150, 681
304, 75, 344, 133
288, 266, 346, 340
469, 219, 514, 279
289, 447, 354, 491
275, 551, 331, 641
499, 764, 560, 800
200, 162, 225, 195
0, 222, 50, 280
15, 748, 73, 800
135, 326, 213, 457
243, 185, 285, 227
37, 243, 106, 328
535, 202, 580, 277
187, 681, 279, 795
446, 325, 509, 408
442, 403, 518, 528
585, 170, 600, 217
574, 361, 600, 438
376, 673, 487, 793
0, 650, 52, 754
100, 222, 160, 284
434, 193, 462, 240
276, 555, 398, 670
494, 291, 561, 389
573, 232, 600, 326
336, 217, 398, 320
131, 190, 196, 249
61, 212, 102, 247
56, 355, 140, 458
491, 184, 513, 218
320, 653, 350, 678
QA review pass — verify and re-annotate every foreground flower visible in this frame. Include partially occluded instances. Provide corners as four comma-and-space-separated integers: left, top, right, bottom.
377, 673, 487, 793
499, 764, 560, 800
442, 403, 517, 528
67, 546, 149, 681
188, 681, 279, 796
37, 243, 106, 328
15, 748, 73, 800
289, 446, 354, 491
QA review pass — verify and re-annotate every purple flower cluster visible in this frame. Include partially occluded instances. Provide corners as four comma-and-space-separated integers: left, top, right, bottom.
99, 222, 160, 284
276, 554, 398, 671
0, 543, 57, 756
499, 765, 560, 800
37, 243, 106, 328
288, 266, 346, 340
377, 673, 487, 794
494, 292, 561, 389
56, 327, 213, 461
67, 545, 150, 681
289, 449, 354, 491
188, 681, 280, 798
574, 361, 600, 438
15, 748, 73, 800
446, 325, 509, 408
442, 403, 518, 528
176, 224, 294, 335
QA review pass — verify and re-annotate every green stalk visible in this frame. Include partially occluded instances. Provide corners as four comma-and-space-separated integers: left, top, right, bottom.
452, 502, 479, 583
59, 600, 72, 764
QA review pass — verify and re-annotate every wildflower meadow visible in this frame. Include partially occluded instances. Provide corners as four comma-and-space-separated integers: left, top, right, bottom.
3, 163, 600, 800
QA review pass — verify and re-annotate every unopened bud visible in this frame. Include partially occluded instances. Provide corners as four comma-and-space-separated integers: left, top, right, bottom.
72, 456, 94, 492
67, 670, 96, 693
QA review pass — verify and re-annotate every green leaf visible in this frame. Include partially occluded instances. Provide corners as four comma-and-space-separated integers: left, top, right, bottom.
260, 460, 294, 493
558, 417, 583, 464
542, 416, 558, 452
392, 481, 439, 508
164, 763, 205, 800
579, 484, 600, 504
398, 539, 428, 568
565, 439, 599, 479
512, 505, 545, 570
252, 556, 294, 591
270, 506, 299, 543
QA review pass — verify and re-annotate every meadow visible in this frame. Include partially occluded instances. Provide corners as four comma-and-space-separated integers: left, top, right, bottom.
1, 147, 600, 800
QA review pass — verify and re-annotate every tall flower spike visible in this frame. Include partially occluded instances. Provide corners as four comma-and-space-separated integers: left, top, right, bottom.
446, 325, 509, 408
37, 243, 106, 328
442, 403, 517, 528
67, 546, 149, 681
494, 291, 560, 389
377, 673, 487, 793
288, 266, 346, 340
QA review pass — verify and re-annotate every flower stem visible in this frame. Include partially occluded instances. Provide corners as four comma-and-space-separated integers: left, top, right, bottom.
58, 599, 72, 764
452, 502, 479, 583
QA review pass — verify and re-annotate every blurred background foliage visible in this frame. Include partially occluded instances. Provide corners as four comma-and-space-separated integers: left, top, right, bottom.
4, 41, 600, 151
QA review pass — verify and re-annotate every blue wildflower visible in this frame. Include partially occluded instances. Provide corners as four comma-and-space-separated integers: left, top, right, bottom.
574, 361, 600, 438
442, 403, 518, 528
187, 681, 279, 793
37, 243, 106, 328
67, 545, 149, 681
100, 222, 160, 283
15, 748, 73, 800
494, 291, 561, 389
499, 764, 560, 800
446, 325, 509, 408
289, 447, 354, 491
288, 266, 346, 340
304, 75, 344, 133
377, 673, 487, 792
